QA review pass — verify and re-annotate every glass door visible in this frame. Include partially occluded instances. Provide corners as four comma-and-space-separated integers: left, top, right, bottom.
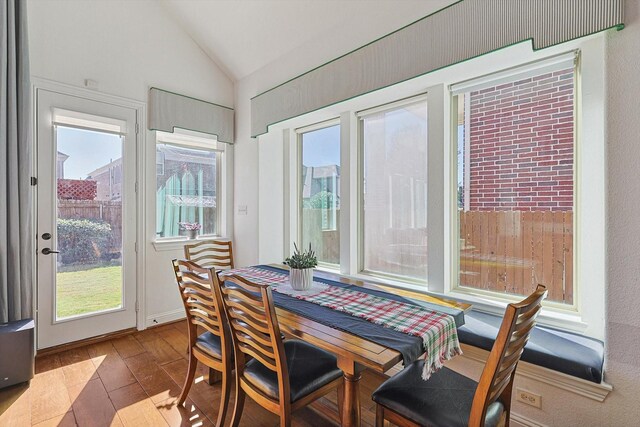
55, 126, 124, 319
36, 89, 138, 349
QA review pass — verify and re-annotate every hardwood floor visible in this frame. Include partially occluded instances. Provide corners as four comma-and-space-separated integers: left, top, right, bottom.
0, 321, 388, 427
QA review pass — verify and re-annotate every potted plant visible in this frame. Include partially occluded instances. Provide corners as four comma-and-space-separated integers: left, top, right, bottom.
284, 243, 318, 291
179, 222, 202, 239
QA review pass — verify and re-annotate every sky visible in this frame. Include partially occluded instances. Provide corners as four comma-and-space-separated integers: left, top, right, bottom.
302, 124, 340, 167
57, 126, 122, 179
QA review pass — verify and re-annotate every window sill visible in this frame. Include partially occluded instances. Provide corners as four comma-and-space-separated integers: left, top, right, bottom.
445, 290, 589, 335
345, 271, 590, 335
152, 236, 228, 252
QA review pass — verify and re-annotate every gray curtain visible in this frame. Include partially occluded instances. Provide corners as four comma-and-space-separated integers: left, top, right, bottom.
1, 0, 32, 323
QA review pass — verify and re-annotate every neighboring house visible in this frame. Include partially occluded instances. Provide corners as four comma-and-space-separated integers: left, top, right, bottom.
87, 158, 123, 201
56, 151, 69, 179
155, 144, 217, 237
301, 164, 340, 201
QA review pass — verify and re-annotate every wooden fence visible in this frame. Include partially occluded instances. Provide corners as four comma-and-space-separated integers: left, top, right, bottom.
302, 209, 340, 265
58, 200, 122, 251
459, 210, 573, 304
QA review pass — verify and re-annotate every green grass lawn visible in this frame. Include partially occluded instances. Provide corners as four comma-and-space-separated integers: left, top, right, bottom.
56, 265, 122, 319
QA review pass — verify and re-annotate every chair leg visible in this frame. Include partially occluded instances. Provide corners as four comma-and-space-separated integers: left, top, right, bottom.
230, 381, 246, 427
178, 352, 198, 406
209, 367, 222, 385
375, 404, 385, 427
215, 368, 231, 427
279, 408, 291, 427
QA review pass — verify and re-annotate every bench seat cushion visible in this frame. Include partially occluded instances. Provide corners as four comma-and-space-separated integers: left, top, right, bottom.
458, 310, 605, 383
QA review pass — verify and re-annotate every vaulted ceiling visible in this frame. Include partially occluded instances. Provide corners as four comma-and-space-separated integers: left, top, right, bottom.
161, 0, 455, 81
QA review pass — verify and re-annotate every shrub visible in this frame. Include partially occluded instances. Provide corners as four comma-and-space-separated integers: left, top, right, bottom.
304, 191, 338, 209
57, 218, 112, 265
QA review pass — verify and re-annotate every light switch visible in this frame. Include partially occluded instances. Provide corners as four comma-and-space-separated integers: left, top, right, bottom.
84, 79, 99, 90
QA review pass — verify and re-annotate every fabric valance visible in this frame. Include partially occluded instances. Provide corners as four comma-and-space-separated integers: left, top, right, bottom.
148, 87, 234, 143
251, 0, 623, 137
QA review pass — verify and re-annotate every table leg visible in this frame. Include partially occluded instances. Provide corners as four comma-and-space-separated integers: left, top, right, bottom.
208, 367, 221, 385
340, 371, 361, 427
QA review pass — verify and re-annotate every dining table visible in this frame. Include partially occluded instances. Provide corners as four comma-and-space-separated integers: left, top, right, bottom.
220, 264, 472, 427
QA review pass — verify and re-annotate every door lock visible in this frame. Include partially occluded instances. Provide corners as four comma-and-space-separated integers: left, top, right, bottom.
41, 248, 60, 255
42, 232, 52, 240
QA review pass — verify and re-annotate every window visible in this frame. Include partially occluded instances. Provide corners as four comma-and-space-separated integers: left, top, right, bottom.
453, 57, 576, 306
300, 123, 340, 265
155, 132, 222, 239
281, 47, 602, 336
360, 99, 428, 281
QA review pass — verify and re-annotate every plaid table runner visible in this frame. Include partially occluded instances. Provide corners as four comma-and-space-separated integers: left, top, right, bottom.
220, 266, 462, 379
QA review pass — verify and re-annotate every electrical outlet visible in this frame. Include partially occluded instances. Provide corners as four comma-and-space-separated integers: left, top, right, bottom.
516, 388, 542, 409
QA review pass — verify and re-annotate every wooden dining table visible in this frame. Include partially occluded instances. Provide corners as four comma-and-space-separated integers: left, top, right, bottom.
263, 264, 472, 427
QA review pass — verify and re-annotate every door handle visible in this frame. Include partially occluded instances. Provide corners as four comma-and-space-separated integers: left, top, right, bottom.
41, 248, 60, 255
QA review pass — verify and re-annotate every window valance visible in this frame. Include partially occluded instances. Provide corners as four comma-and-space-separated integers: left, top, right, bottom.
250, 0, 623, 137
148, 88, 234, 143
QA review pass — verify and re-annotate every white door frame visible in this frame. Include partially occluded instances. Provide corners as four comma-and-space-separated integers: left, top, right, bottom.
32, 78, 147, 347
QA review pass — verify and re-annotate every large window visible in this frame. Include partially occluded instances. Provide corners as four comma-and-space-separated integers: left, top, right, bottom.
360, 99, 428, 281
283, 47, 603, 336
155, 133, 222, 239
300, 123, 340, 265
454, 61, 576, 305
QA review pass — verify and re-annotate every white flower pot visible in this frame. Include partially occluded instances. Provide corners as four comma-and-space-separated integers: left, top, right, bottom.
290, 268, 313, 291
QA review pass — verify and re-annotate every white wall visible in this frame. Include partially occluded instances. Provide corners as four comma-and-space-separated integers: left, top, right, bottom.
235, 1, 640, 425
27, 0, 234, 326
602, 0, 640, 425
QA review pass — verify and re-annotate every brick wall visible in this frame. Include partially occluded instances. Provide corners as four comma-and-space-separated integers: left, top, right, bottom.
468, 68, 574, 211
57, 179, 97, 200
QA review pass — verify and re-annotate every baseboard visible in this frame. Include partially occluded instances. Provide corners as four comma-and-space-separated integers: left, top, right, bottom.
36, 327, 137, 357
511, 412, 548, 427
146, 309, 185, 327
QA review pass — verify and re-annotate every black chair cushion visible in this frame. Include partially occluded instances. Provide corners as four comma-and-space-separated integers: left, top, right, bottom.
458, 310, 605, 383
372, 361, 504, 427
196, 331, 225, 359
243, 339, 342, 403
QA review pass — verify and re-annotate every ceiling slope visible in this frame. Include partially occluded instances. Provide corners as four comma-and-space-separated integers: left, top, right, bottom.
161, 0, 456, 81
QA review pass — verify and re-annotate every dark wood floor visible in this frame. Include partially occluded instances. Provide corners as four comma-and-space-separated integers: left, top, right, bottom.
0, 320, 388, 426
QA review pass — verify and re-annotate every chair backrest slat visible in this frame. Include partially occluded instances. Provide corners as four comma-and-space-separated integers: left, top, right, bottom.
217, 275, 283, 371
222, 285, 265, 308
184, 239, 234, 271
172, 259, 231, 360
237, 342, 278, 371
232, 321, 274, 348
215, 273, 291, 404
222, 288, 272, 330
469, 285, 547, 427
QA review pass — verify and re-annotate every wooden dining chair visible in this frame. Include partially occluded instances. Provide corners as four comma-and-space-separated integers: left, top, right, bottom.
184, 239, 234, 271
172, 259, 233, 427
214, 272, 344, 427
372, 285, 548, 427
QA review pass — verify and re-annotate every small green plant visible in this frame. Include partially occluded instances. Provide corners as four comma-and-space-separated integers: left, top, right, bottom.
284, 243, 318, 269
